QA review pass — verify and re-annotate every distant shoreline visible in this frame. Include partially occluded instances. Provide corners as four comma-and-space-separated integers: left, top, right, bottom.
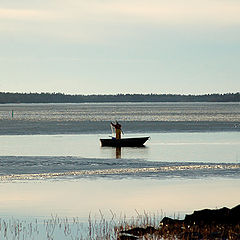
0, 92, 239, 103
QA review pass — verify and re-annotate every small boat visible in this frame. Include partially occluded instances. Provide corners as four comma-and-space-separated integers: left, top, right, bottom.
100, 137, 149, 147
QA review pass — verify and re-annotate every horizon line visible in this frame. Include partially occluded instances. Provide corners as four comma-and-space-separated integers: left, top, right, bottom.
1, 91, 239, 96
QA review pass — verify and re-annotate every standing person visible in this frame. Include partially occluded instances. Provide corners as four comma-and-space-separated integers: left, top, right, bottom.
111, 121, 122, 139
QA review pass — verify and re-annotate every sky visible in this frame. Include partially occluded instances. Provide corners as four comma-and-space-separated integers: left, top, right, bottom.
0, 0, 240, 95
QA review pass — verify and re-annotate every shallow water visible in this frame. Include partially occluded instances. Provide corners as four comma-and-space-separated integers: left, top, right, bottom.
0, 132, 239, 161
1, 178, 239, 219
0, 177, 239, 239
0, 132, 239, 181
0, 103, 239, 239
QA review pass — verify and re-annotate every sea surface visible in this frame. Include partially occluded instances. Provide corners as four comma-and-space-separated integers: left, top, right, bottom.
0, 102, 239, 239
0, 102, 239, 134
0, 102, 239, 180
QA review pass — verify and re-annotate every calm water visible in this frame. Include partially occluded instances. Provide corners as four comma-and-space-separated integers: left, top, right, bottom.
0, 102, 239, 180
0, 133, 239, 181
0, 103, 239, 239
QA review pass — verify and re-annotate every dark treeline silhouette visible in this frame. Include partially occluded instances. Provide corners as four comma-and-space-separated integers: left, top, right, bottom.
0, 92, 239, 103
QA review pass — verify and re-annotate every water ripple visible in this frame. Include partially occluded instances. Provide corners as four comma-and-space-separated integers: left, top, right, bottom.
0, 156, 239, 181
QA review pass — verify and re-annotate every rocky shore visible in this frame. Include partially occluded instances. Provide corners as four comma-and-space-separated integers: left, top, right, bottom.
118, 204, 240, 239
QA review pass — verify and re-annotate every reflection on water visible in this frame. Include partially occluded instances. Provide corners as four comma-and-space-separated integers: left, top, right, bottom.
0, 102, 239, 122
101, 146, 148, 159
100, 145, 149, 160
0, 132, 239, 162
0, 178, 240, 219
0, 103, 239, 135
116, 147, 121, 159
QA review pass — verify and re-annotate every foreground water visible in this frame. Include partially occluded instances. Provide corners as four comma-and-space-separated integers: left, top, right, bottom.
0, 132, 239, 219
0, 133, 239, 180
0, 103, 239, 239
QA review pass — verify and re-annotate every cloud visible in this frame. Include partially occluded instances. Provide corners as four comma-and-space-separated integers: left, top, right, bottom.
0, 1, 240, 44
86, 0, 240, 26
1, 0, 240, 25
0, 8, 54, 20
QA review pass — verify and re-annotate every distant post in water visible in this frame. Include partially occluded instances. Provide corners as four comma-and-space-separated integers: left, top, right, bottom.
111, 121, 122, 139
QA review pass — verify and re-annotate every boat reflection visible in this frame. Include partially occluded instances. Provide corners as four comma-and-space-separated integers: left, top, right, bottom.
116, 147, 121, 159
100, 146, 148, 159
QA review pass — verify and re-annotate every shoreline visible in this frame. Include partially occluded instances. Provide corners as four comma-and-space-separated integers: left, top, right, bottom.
0, 204, 239, 239
118, 204, 240, 239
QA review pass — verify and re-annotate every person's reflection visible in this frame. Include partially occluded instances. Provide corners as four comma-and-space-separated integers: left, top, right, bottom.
116, 147, 121, 159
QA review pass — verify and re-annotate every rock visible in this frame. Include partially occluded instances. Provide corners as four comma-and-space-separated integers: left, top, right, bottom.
161, 217, 183, 225
229, 204, 240, 224
181, 231, 204, 239
184, 204, 240, 225
119, 226, 157, 238
118, 234, 138, 240
117, 204, 240, 239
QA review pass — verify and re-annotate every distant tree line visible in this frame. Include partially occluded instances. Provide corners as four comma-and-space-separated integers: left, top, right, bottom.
0, 92, 239, 103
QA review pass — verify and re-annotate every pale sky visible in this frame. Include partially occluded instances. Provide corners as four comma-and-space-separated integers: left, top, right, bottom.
0, 0, 239, 94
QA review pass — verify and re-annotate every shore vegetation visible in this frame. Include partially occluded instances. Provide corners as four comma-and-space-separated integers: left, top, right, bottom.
0, 205, 239, 239
0, 92, 239, 103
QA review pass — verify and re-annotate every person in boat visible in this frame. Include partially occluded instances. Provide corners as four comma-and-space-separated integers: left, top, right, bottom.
111, 121, 122, 139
